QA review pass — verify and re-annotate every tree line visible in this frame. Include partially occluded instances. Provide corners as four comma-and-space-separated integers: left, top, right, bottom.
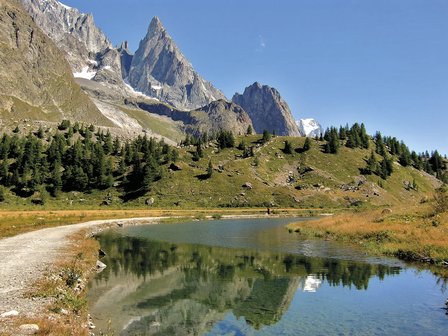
0, 121, 178, 201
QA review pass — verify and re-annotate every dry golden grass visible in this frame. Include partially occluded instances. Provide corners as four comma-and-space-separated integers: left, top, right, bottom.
288, 204, 448, 263
0, 208, 317, 238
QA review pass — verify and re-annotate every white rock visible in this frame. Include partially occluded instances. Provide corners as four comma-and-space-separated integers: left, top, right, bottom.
1, 310, 19, 317
19, 324, 39, 334
96, 260, 107, 272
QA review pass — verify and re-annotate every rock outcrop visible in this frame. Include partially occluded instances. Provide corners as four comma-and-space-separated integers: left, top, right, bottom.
118, 41, 133, 79
232, 82, 301, 136
133, 99, 252, 136
0, 0, 112, 126
19, 0, 117, 74
127, 17, 226, 110
189, 100, 253, 136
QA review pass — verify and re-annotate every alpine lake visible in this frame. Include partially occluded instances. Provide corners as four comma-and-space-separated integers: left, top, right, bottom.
87, 217, 448, 335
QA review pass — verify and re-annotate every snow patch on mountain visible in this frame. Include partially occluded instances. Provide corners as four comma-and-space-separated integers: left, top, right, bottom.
296, 118, 323, 137
73, 67, 96, 80
58, 1, 72, 10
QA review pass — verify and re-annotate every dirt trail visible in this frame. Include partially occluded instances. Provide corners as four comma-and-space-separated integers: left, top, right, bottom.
0, 217, 166, 318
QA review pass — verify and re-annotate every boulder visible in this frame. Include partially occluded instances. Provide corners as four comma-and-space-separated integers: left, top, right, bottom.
242, 182, 253, 189
98, 249, 106, 257
1, 310, 19, 317
382, 208, 393, 215
145, 197, 155, 206
19, 324, 39, 335
96, 260, 107, 273
169, 163, 182, 171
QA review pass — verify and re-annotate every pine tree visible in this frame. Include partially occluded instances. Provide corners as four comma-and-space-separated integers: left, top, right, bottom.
261, 130, 271, 144
283, 140, 293, 154
247, 125, 253, 135
303, 137, 311, 151
326, 128, 340, 154
0, 156, 9, 186
207, 160, 213, 178
50, 160, 62, 196
36, 126, 45, 139
375, 132, 386, 156
237, 140, 246, 151
364, 150, 377, 175
360, 123, 369, 149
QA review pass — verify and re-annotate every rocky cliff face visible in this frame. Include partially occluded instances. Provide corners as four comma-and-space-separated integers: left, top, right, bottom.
19, 0, 122, 80
133, 99, 253, 136
232, 83, 301, 136
127, 17, 226, 110
190, 100, 253, 136
0, 0, 112, 126
118, 41, 133, 79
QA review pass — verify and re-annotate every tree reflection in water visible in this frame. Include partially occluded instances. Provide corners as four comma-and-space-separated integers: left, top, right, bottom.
88, 231, 401, 335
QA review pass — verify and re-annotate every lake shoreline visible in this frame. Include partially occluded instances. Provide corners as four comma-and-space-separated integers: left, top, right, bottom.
0, 211, 314, 335
287, 205, 448, 273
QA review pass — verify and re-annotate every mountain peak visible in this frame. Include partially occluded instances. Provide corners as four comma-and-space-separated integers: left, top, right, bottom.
296, 118, 323, 137
232, 83, 301, 136
148, 16, 165, 35
128, 16, 226, 110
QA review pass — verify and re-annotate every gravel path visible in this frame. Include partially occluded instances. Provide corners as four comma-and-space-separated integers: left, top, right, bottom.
0, 217, 166, 319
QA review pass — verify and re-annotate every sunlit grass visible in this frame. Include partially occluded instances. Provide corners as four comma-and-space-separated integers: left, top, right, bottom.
287, 204, 448, 263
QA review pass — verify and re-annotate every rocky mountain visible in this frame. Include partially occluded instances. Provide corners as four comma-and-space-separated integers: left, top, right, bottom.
232, 82, 302, 136
19, 0, 119, 74
189, 100, 253, 136
0, 0, 113, 128
296, 118, 323, 137
131, 99, 252, 136
127, 17, 226, 110
118, 41, 133, 79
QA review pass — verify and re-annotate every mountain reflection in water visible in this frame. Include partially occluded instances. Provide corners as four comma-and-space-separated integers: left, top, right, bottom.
88, 230, 400, 335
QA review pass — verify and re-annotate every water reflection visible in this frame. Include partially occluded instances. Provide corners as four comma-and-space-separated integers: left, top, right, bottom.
88, 231, 400, 335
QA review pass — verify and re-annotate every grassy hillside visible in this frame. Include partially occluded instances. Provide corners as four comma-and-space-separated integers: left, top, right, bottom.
0, 0, 113, 130
147, 135, 439, 209
0, 133, 438, 212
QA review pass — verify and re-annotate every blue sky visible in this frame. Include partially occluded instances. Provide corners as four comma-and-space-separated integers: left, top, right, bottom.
62, 0, 448, 155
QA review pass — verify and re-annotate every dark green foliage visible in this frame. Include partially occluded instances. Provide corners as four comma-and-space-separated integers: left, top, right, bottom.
247, 125, 253, 135
363, 151, 378, 175
261, 130, 271, 144
193, 143, 203, 161
206, 160, 213, 178
283, 140, 293, 154
217, 130, 235, 149
374, 132, 386, 156
303, 137, 311, 152
379, 156, 394, 180
345, 123, 369, 149
237, 140, 246, 151
338, 126, 347, 140
0, 126, 174, 201
243, 146, 255, 158
0, 186, 5, 202
36, 127, 45, 139
58, 119, 71, 131
324, 127, 340, 154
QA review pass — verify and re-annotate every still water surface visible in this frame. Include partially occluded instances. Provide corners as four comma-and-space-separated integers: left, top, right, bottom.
88, 217, 447, 335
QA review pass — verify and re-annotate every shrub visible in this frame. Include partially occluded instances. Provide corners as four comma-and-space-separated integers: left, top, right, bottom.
434, 185, 448, 214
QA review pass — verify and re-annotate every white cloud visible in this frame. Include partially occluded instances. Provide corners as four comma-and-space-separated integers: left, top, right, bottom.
259, 35, 266, 48
256, 35, 266, 52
